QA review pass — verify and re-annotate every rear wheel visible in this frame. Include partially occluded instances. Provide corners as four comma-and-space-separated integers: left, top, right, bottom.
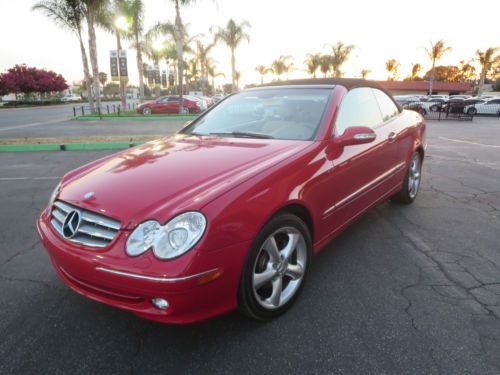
467, 107, 477, 115
392, 152, 422, 204
238, 213, 311, 320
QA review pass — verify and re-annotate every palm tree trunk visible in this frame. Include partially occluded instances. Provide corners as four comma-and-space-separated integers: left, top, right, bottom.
477, 66, 487, 97
86, 10, 101, 112
200, 63, 206, 95
77, 30, 94, 112
231, 48, 236, 91
231, 48, 237, 92
260, 74, 263, 85
429, 60, 435, 95
115, 31, 127, 110
174, 0, 184, 113
135, 32, 145, 103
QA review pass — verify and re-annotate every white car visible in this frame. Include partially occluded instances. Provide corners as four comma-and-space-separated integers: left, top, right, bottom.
61, 94, 82, 102
464, 98, 500, 115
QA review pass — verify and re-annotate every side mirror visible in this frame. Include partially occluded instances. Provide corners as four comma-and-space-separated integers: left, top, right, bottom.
334, 126, 376, 147
326, 126, 376, 159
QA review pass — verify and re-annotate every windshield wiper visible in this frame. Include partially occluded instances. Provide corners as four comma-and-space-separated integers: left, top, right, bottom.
209, 131, 274, 139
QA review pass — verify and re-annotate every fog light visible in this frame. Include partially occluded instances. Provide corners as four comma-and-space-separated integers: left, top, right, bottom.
151, 298, 169, 310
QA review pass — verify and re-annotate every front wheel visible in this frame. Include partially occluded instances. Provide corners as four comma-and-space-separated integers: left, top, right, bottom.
467, 107, 477, 115
391, 152, 422, 204
238, 213, 311, 320
142, 107, 152, 115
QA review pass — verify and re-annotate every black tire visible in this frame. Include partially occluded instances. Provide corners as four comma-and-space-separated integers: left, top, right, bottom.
467, 107, 477, 115
430, 104, 439, 112
238, 212, 312, 321
142, 107, 152, 115
391, 152, 422, 205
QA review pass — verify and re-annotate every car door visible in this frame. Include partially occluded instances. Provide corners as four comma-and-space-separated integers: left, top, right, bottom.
149, 97, 167, 113
166, 97, 180, 113
484, 99, 500, 114
323, 87, 403, 232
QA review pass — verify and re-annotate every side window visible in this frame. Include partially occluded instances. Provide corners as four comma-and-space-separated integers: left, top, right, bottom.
335, 87, 383, 134
168, 97, 180, 102
372, 89, 399, 121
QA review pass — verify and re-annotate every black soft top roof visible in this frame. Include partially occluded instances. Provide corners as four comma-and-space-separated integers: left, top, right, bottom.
258, 78, 385, 91
255, 78, 402, 112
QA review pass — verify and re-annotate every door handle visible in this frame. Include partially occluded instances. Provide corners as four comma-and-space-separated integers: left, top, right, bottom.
388, 132, 397, 142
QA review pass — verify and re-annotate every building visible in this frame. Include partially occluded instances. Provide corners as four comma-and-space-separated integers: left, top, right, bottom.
377, 80, 473, 96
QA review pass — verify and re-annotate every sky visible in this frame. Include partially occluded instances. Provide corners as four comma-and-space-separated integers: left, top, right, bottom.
0, 0, 499, 88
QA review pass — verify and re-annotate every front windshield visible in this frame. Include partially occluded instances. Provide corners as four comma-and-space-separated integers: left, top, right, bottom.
180, 88, 332, 140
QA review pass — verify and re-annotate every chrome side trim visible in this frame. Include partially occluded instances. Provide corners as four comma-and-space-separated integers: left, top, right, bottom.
95, 267, 219, 283
324, 161, 406, 215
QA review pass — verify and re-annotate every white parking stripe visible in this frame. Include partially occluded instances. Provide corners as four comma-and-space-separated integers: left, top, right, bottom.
439, 137, 500, 148
0, 177, 60, 181
0, 119, 68, 132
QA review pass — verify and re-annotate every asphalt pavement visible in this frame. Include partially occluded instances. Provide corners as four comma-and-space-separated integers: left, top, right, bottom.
0, 118, 500, 374
0, 101, 188, 139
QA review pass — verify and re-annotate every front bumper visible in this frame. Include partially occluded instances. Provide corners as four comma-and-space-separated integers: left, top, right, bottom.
37, 212, 250, 324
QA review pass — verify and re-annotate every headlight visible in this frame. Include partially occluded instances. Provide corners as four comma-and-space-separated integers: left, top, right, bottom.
46, 182, 61, 217
125, 212, 207, 260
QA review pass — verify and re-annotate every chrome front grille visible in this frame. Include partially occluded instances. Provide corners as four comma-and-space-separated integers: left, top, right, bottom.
50, 200, 121, 248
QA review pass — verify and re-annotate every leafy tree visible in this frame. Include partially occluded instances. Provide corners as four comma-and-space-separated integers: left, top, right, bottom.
423, 65, 460, 82
304, 53, 321, 78
456, 60, 476, 82
255, 65, 272, 85
98, 71, 108, 86
476, 47, 499, 96
212, 19, 251, 91
385, 59, 400, 81
0, 65, 68, 98
32, 0, 95, 111
103, 82, 120, 97
423, 39, 452, 93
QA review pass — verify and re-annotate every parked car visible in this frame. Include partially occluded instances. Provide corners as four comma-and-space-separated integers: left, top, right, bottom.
212, 94, 225, 103
37, 78, 425, 323
61, 94, 82, 102
137, 95, 201, 115
399, 101, 427, 115
464, 98, 500, 115
449, 95, 471, 100
420, 98, 448, 112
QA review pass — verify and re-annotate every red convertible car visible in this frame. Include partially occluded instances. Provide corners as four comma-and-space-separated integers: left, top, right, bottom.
137, 95, 201, 115
38, 79, 426, 324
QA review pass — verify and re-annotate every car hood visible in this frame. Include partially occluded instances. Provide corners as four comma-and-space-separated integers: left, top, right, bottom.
58, 134, 311, 229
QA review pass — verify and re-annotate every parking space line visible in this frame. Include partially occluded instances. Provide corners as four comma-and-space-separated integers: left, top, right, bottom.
439, 137, 500, 148
0, 176, 60, 181
0, 119, 68, 132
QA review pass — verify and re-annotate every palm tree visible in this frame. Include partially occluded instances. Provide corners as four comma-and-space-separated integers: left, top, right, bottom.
212, 19, 251, 91
32, 0, 95, 112
476, 47, 499, 96
96, 0, 131, 109
206, 58, 224, 93
81, 0, 108, 110
255, 65, 272, 85
304, 53, 321, 78
330, 42, 355, 77
148, 20, 197, 103
121, 0, 146, 102
423, 40, 452, 94
319, 55, 331, 78
385, 59, 400, 81
360, 69, 371, 79
194, 39, 216, 94
166, 0, 202, 112
271, 55, 293, 80
457, 60, 476, 82
410, 63, 422, 80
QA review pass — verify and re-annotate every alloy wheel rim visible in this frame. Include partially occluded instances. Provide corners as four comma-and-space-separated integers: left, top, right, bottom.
252, 227, 307, 310
408, 154, 421, 199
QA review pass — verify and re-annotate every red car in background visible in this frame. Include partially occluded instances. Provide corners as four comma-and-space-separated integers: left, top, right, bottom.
38, 78, 426, 324
137, 95, 201, 115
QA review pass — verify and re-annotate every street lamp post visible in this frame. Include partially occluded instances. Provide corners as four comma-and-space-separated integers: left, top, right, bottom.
115, 17, 128, 111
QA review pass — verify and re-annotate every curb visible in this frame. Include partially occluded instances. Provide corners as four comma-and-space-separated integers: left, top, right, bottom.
0, 141, 145, 152
73, 115, 197, 121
